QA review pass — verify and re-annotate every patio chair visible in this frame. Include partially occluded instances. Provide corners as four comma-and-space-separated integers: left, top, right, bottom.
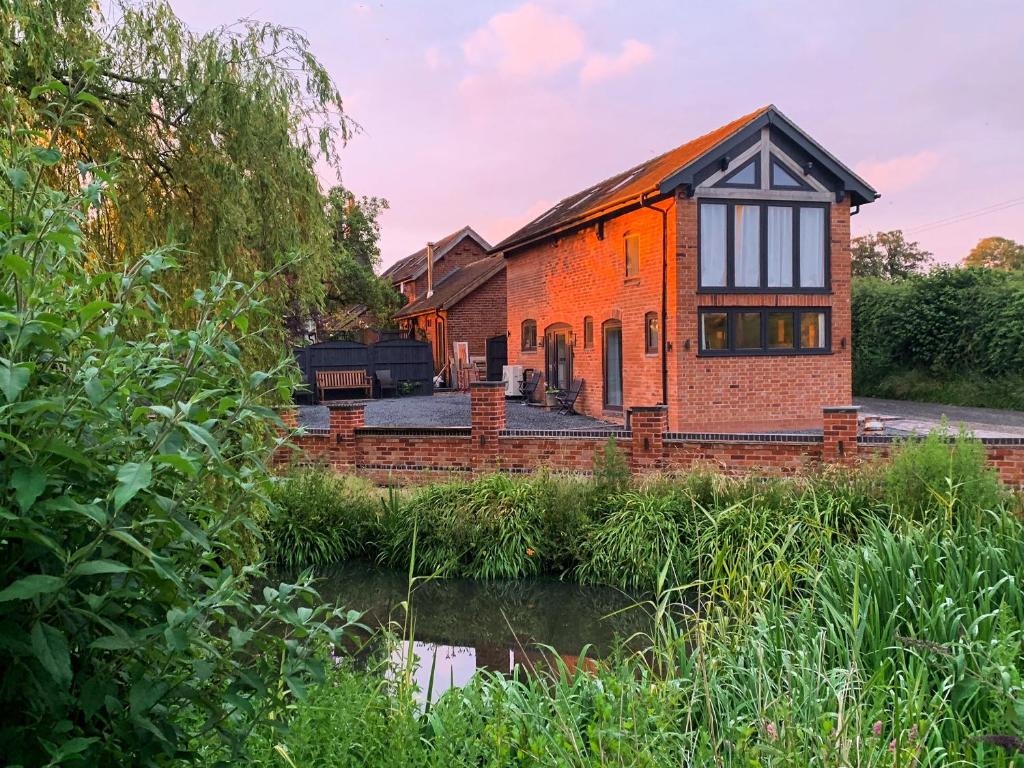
556, 378, 584, 415
376, 369, 398, 398
520, 371, 541, 403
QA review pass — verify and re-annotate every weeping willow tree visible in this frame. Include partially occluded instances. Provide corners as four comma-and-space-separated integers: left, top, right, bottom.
2, 0, 355, 332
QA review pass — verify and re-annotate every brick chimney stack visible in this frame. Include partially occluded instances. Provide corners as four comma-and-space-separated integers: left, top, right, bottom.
426, 242, 436, 298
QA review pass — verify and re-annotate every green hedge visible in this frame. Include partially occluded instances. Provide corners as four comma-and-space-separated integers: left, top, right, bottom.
852, 268, 1024, 394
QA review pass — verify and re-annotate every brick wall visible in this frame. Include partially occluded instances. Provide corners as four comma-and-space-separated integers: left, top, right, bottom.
505, 204, 674, 422
673, 195, 853, 431
276, 402, 1024, 489
446, 266, 507, 359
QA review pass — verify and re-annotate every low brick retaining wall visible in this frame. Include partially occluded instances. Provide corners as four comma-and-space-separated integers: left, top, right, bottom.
276, 383, 1024, 488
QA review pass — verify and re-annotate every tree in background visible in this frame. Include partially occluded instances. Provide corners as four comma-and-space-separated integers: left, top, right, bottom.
964, 236, 1024, 271
283, 186, 404, 341
851, 230, 933, 279
3, 0, 353, 335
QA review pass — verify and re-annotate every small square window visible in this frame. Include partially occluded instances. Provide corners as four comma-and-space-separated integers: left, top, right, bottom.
735, 312, 762, 349
645, 312, 659, 354
766, 312, 794, 349
624, 234, 640, 277
701, 312, 729, 351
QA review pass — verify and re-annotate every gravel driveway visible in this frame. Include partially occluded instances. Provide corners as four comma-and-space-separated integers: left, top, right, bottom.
855, 397, 1024, 438
298, 393, 620, 432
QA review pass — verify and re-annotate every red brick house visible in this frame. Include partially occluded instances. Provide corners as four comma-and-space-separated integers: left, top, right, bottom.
384, 227, 506, 381
495, 106, 878, 431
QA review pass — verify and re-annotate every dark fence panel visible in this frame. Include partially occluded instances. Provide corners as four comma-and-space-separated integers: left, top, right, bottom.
293, 339, 433, 402
485, 334, 508, 382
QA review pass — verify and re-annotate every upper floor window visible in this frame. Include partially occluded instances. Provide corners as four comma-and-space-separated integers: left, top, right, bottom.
583, 316, 594, 348
624, 234, 640, 278
699, 200, 828, 292
521, 319, 537, 351
645, 312, 659, 354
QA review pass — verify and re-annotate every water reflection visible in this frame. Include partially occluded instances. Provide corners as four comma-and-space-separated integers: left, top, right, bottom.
311, 561, 648, 699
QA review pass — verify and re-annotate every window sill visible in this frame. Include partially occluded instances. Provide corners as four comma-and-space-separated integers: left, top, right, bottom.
520, 348, 538, 354
623, 277, 641, 286
696, 287, 831, 295
696, 349, 832, 358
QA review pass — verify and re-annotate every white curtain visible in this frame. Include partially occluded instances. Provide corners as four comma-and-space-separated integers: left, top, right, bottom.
699, 204, 727, 287
734, 205, 760, 287
767, 206, 793, 287
800, 208, 825, 287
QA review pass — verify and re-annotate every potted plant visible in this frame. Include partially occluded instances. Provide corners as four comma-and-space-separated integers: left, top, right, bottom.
544, 386, 560, 408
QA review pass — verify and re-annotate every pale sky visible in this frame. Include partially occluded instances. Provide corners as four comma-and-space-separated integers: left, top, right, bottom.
166, 0, 1024, 269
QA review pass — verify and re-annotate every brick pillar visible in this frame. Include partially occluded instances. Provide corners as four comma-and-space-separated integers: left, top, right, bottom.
823, 406, 860, 464
471, 380, 506, 471
326, 401, 365, 472
628, 405, 668, 473
272, 406, 298, 467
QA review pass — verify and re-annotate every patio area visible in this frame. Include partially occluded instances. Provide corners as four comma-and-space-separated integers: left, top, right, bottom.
297, 392, 620, 432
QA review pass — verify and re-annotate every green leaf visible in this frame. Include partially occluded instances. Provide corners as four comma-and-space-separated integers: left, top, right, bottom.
75, 91, 105, 111
155, 453, 198, 476
30, 147, 61, 166
29, 80, 68, 99
0, 359, 30, 402
31, 622, 72, 688
4, 168, 29, 192
72, 560, 132, 577
180, 422, 221, 457
113, 461, 152, 511
79, 299, 113, 325
0, 574, 64, 602
11, 466, 47, 513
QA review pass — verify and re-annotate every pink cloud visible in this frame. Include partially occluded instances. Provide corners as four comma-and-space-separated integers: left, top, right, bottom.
580, 39, 654, 84
462, 3, 585, 78
855, 150, 941, 194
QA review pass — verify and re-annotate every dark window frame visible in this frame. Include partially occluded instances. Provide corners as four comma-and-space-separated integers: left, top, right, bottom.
583, 316, 594, 348
697, 198, 831, 294
769, 154, 813, 191
644, 311, 659, 355
714, 156, 761, 189
521, 319, 537, 352
697, 307, 832, 357
624, 233, 640, 278
602, 319, 623, 411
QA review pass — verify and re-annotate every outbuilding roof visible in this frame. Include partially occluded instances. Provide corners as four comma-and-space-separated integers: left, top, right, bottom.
493, 105, 878, 254
380, 226, 491, 284
393, 256, 505, 319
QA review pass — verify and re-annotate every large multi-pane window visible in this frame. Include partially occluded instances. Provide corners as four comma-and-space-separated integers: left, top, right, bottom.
698, 308, 830, 355
699, 201, 829, 291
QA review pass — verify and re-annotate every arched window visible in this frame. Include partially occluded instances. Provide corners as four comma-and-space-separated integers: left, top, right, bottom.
583, 316, 594, 348
645, 312, 659, 354
521, 319, 537, 351
624, 233, 640, 277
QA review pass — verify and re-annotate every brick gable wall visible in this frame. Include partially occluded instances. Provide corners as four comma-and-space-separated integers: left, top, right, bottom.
446, 267, 507, 359
412, 237, 490, 298
505, 205, 675, 422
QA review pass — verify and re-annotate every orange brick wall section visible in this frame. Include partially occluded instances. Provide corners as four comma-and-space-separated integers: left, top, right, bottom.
674, 195, 853, 431
506, 203, 676, 422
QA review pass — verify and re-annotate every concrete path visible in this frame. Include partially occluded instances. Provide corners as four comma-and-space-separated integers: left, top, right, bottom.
855, 397, 1024, 438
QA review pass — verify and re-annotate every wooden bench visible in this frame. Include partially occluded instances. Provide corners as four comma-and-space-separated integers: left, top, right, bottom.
316, 369, 372, 401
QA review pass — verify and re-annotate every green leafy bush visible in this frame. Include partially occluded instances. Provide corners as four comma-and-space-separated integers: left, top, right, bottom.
853, 269, 1024, 406
0, 83, 356, 765
885, 426, 1003, 520
576, 490, 686, 591
267, 467, 379, 569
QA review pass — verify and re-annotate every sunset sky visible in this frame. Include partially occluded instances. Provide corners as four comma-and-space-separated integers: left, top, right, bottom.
168, 0, 1024, 270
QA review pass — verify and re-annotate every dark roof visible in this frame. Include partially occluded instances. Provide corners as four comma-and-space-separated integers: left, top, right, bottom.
493, 105, 878, 253
394, 256, 505, 319
380, 226, 491, 284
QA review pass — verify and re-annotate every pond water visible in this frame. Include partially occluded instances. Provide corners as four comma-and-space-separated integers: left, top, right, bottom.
311, 562, 652, 699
